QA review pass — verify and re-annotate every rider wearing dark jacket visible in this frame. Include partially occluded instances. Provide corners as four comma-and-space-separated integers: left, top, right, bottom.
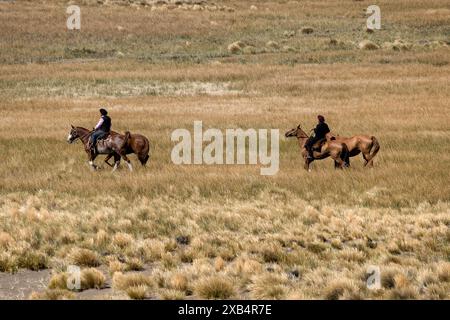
90, 108, 111, 153
306, 115, 330, 159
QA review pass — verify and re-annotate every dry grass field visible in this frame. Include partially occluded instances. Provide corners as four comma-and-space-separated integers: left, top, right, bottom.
0, 0, 449, 299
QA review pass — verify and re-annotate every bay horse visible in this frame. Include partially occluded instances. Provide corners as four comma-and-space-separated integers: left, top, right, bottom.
104, 131, 150, 168
326, 133, 380, 167
67, 126, 150, 171
285, 124, 349, 171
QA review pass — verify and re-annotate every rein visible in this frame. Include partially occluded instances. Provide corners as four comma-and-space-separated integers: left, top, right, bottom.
74, 128, 93, 144
80, 131, 93, 140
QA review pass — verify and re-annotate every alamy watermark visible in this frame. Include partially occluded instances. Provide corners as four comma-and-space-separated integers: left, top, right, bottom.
66, 265, 81, 290
366, 5, 381, 30
366, 265, 381, 290
66, 5, 81, 30
171, 121, 279, 176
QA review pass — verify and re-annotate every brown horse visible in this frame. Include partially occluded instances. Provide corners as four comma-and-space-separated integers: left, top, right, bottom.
326, 133, 380, 167
285, 124, 349, 171
104, 131, 150, 168
67, 126, 150, 171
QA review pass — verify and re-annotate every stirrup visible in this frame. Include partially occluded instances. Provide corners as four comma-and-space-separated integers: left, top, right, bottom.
89, 143, 96, 154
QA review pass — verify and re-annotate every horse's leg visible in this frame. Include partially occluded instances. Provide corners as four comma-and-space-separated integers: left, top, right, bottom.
333, 154, 346, 169
363, 152, 375, 167
121, 153, 133, 172
112, 153, 121, 172
104, 154, 114, 167
304, 158, 312, 172
336, 158, 345, 169
139, 153, 149, 166
89, 153, 98, 171
362, 153, 370, 167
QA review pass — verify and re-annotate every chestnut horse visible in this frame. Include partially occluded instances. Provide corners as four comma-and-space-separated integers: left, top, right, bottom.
67, 126, 150, 171
104, 131, 150, 168
285, 124, 349, 171
326, 133, 380, 167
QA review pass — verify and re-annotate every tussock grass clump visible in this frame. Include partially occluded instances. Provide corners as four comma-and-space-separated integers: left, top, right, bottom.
109, 260, 127, 275
260, 243, 286, 263
169, 273, 189, 292
161, 253, 179, 270
307, 242, 328, 254
29, 289, 75, 300
381, 267, 403, 289
418, 270, 438, 288
112, 272, 153, 291
388, 286, 419, 300
387, 273, 418, 299
266, 41, 280, 50
48, 273, 69, 290
195, 276, 235, 299
159, 289, 186, 300
69, 248, 101, 267
112, 272, 154, 299
228, 256, 263, 277
179, 248, 195, 263
18, 250, 48, 271
113, 232, 134, 248
125, 285, 149, 300
323, 279, 361, 300
227, 41, 246, 54
436, 263, 450, 282
424, 284, 449, 299
48, 268, 105, 290
377, 269, 419, 299
0, 252, 17, 273
249, 273, 288, 300
0, 232, 14, 248
95, 230, 109, 248
339, 248, 367, 263
358, 40, 379, 50
81, 268, 106, 290
125, 257, 145, 271
142, 240, 165, 262
300, 27, 314, 34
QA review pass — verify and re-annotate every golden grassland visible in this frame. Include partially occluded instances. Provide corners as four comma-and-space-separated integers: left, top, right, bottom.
0, 0, 449, 299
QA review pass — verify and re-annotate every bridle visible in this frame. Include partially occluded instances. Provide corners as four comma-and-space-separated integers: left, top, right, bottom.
79, 130, 93, 140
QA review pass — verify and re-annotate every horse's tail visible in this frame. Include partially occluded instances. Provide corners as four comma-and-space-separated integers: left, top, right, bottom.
369, 136, 380, 158
341, 143, 350, 167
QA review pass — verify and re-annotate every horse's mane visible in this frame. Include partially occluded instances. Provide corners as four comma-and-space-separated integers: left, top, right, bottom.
297, 125, 309, 138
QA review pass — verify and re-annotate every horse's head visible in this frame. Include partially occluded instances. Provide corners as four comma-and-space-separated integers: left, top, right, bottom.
285, 124, 308, 139
67, 125, 80, 144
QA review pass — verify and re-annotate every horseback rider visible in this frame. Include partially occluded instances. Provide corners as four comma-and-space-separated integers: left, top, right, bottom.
305, 115, 330, 160
89, 108, 111, 153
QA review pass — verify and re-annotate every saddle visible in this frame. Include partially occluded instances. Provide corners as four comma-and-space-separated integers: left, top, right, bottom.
93, 132, 111, 153
312, 138, 327, 151
97, 132, 110, 141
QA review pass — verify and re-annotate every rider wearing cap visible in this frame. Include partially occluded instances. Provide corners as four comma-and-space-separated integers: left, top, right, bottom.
89, 108, 111, 153
305, 115, 330, 160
